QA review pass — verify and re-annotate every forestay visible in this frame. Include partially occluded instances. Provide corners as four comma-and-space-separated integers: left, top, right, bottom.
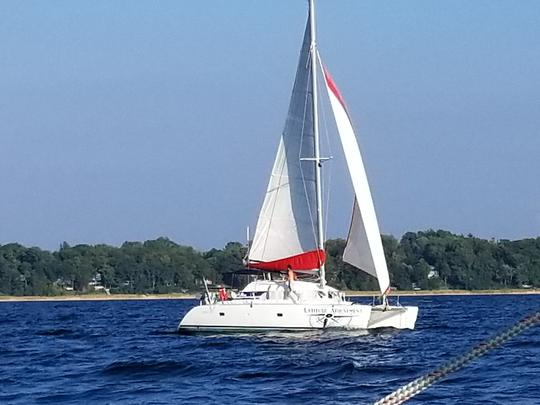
248, 19, 325, 271
322, 65, 390, 295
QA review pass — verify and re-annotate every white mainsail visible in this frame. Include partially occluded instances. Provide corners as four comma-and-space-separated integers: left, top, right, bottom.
322, 65, 391, 295
248, 20, 324, 271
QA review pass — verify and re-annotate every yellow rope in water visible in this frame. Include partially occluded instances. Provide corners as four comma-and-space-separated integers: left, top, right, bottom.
374, 310, 540, 405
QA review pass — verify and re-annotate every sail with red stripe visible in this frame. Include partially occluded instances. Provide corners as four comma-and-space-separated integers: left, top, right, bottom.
248, 19, 324, 272
322, 65, 391, 296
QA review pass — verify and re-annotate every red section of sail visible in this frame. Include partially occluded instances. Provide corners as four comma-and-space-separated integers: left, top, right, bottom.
248, 249, 326, 271
323, 66, 348, 112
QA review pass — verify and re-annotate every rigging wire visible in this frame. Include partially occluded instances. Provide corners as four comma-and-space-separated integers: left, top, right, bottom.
374, 310, 540, 405
316, 51, 334, 240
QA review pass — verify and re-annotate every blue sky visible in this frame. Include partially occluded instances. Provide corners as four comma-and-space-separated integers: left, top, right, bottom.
1, 0, 539, 250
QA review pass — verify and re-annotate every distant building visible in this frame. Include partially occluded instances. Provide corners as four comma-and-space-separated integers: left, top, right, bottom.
89, 273, 106, 292
427, 270, 439, 279
54, 278, 74, 291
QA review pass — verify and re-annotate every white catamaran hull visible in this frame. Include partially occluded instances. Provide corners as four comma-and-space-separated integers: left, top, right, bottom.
178, 301, 372, 332
368, 305, 418, 330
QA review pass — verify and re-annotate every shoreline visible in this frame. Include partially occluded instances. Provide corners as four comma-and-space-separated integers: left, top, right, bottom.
0, 289, 538, 302
345, 289, 539, 297
0, 293, 196, 302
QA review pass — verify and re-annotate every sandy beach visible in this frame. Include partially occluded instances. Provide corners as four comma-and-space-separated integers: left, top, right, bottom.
0, 293, 196, 302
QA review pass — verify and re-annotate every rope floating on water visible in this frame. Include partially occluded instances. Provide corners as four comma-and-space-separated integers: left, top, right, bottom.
374, 310, 540, 405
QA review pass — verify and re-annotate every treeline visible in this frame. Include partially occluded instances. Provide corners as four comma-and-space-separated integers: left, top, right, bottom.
0, 230, 539, 296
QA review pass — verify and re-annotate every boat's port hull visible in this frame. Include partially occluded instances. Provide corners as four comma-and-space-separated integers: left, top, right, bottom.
178, 326, 320, 334
367, 305, 418, 330
178, 302, 372, 332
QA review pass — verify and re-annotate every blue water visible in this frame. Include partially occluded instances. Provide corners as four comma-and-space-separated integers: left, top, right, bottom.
0, 295, 538, 404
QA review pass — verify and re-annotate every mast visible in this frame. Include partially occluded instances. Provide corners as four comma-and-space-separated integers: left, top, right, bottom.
309, 0, 326, 288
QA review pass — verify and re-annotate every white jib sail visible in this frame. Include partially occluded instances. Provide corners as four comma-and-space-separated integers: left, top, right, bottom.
248, 19, 320, 268
322, 65, 391, 295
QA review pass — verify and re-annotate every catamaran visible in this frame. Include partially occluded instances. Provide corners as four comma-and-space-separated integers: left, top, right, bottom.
178, 0, 418, 333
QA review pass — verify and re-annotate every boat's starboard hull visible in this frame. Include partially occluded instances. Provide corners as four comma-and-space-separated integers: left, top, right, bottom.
367, 305, 418, 330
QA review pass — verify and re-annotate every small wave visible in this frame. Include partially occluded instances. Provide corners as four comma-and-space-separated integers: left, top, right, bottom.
508, 340, 539, 349
0, 377, 17, 385
199, 340, 234, 349
321, 359, 419, 380
0, 318, 16, 325
102, 360, 195, 377
149, 330, 180, 336
35, 393, 75, 404
323, 360, 362, 378
233, 370, 291, 380
367, 327, 403, 337
37, 328, 74, 337
55, 312, 77, 321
